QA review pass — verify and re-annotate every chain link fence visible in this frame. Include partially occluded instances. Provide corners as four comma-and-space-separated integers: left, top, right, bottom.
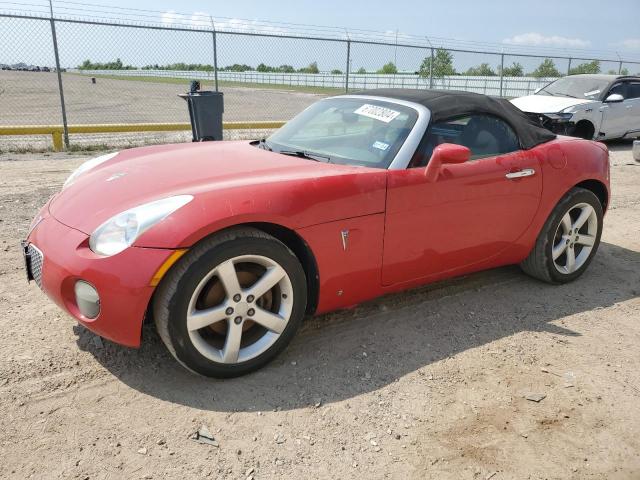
1, 9, 640, 151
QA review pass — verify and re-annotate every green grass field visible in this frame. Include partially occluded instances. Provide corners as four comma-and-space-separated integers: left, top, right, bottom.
72, 72, 344, 94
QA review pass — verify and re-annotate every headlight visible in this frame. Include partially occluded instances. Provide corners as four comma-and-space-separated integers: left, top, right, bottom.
63, 152, 119, 189
89, 195, 193, 256
544, 112, 573, 121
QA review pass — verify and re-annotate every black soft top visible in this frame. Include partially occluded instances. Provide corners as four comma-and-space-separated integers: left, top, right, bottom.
352, 88, 556, 150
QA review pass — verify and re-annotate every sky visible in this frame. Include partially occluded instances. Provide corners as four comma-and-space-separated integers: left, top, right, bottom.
115, 0, 640, 55
2, 0, 640, 72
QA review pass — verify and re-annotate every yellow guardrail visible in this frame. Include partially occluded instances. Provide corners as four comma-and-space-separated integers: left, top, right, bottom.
0, 121, 286, 151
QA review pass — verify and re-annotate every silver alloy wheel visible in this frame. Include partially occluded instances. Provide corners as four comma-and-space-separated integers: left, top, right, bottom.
186, 255, 294, 364
552, 202, 598, 274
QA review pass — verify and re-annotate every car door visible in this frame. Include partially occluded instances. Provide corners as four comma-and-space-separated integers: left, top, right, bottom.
382, 114, 542, 286
600, 82, 630, 139
623, 81, 640, 136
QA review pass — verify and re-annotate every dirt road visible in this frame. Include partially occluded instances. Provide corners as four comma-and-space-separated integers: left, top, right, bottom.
0, 142, 639, 479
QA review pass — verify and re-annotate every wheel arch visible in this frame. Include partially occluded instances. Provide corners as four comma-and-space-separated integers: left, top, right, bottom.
509, 173, 609, 269
573, 119, 595, 140
520, 184, 604, 284
574, 179, 609, 210
244, 222, 320, 315
149, 221, 320, 320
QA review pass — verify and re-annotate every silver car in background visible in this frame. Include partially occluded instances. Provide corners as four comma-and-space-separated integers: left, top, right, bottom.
511, 74, 640, 141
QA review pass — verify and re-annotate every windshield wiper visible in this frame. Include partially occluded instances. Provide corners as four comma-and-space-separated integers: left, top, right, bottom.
278, 150, 332, 163
257, 138, 272, 151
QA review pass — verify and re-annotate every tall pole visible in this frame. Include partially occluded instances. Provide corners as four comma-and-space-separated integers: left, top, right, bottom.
394, 29, 398, 66
345, 40, 351, 93
210, 16, 218, 92
429, 47, 434, 89
616, 53, 622, 75
499, 53, 505, 97
49, 0, 69, 149
567, 57, 572, 76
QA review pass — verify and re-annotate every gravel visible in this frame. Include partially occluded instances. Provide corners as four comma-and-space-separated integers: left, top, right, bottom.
0, 140, 639, 479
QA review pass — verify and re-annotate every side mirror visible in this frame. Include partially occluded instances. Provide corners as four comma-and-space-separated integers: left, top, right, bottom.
605, 93, 624, 103
425, 143, 471, 182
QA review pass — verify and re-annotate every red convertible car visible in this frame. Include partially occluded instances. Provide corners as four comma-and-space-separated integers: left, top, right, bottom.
24, 89, 610, 377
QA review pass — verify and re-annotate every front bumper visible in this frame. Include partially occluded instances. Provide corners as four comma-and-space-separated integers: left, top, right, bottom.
26, 213, 175, 347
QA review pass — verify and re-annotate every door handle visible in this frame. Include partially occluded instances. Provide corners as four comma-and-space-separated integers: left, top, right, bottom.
506, 168, 535, 179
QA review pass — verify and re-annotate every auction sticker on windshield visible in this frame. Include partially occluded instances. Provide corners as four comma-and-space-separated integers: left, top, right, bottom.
354, 104, 401, 123
372, 141, 390, 151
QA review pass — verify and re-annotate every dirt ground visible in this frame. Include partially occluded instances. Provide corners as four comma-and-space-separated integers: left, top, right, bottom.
0, 142, 639, 479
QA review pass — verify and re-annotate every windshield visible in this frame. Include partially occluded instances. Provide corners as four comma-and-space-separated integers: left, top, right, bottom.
537, 76, 609, 100
265, 97, 419, 168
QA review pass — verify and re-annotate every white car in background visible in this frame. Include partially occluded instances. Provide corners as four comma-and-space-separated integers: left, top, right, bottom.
511, 74, 640, 141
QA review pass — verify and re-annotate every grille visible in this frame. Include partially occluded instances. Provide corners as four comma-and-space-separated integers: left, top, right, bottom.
28, 244, 44, 289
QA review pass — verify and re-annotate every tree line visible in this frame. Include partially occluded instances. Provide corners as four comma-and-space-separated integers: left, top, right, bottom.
415, 49, 630, 78
78, 59, 322, 74
78, 53, 632, 78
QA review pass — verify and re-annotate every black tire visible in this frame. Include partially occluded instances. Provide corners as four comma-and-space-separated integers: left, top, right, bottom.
520, 187, 603, 284
573, 120, 595, 140
154, 227, 307, 378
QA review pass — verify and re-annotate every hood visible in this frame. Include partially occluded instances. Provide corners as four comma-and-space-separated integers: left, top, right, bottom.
49, 141, 386, 235
510, 95, 594, 114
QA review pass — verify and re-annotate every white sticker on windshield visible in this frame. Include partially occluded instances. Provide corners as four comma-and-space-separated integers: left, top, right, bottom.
372, 141, 390, 151
584, 89, 600, 97
354, 103, 401, 123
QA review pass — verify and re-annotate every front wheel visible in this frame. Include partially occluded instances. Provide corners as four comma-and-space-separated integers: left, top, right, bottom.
520, 187, 603, 284
154, 228, 307, 378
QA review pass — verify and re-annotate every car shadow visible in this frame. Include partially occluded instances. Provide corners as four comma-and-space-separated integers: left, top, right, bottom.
604, 138, 636, 155
77, 241, 640, 412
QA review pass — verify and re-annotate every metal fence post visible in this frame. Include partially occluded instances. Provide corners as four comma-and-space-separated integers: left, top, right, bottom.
429, 47, 434, 88
49, 0, 69, 149
567, 57, 572, 76
499, 53, 505, 97
345, 40, 351, 93
210, 16, 218, 92
618, 60, 623, 74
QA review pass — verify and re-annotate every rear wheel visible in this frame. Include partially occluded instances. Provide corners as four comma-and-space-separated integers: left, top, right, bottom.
520, 188, 603, 284
154, 228, 307, 377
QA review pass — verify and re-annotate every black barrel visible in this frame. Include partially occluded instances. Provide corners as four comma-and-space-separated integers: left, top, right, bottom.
179, 83, 224, 142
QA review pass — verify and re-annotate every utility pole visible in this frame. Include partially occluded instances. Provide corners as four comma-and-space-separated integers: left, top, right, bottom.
394, 29, 398, 66
210, 16, 218, 91
345, 40, 351, 93
499, 52, 505, 97
425, 37, 434, 89
616, 52, 623, 75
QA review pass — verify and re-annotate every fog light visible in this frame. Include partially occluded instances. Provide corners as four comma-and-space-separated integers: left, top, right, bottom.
74, 280, 100, 319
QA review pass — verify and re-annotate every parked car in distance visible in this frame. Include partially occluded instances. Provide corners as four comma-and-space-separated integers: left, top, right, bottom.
511, 74, 640, 141
24, 89, 610, 377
